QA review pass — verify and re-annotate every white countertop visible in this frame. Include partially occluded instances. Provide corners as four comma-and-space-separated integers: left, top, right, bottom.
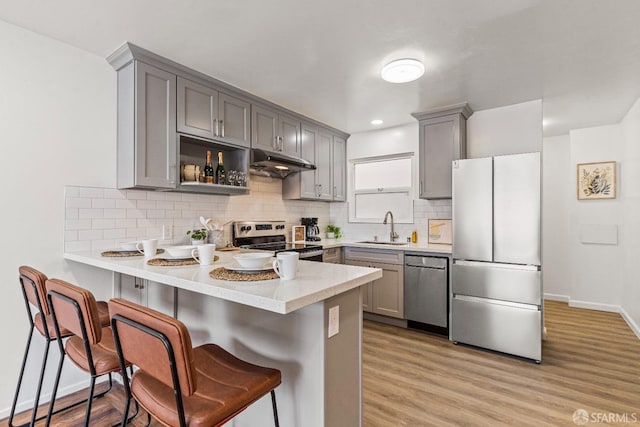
64, 250, 382, 315
318, 238, 452, 254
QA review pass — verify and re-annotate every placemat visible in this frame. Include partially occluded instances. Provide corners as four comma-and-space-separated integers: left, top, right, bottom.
101, 249, 165, 257
209, 267, 279, 281
147, 255, 219, 266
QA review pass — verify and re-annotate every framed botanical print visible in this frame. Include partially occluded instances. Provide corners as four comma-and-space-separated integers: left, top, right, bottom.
577, 161, 616, 200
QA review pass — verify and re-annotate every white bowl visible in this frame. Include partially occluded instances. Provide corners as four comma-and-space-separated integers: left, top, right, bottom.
165, 245, 196, 258
120, 241, 139, 251
234, 252, 272, 269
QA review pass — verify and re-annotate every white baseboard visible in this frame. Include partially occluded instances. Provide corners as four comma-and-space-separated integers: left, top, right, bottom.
620, 306, 640, 340
543, 293, 570, 302
568, 300, 620, 313
0, 377, 108, 420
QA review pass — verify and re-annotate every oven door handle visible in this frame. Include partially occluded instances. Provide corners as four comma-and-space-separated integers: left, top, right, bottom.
298, 250, 324, 259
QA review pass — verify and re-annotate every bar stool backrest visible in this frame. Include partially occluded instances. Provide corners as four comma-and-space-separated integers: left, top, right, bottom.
19, 265, 50, 316
108, 298, 198, 395
45, 279, 103, 345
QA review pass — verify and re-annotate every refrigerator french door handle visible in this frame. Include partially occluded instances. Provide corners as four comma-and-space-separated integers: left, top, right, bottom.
453, 260, 540, 271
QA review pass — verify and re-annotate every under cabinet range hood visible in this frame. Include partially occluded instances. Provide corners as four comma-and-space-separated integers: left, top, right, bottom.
250, 148, 316, 178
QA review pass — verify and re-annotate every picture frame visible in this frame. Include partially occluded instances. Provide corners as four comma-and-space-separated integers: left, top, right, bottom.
427, 219, 452, 245
577, 161, 616, 200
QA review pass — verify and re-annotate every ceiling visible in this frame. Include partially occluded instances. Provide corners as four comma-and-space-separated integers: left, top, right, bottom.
1, 0, 639, 137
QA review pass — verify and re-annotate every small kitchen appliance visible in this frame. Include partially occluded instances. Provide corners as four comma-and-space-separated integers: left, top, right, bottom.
232, 221, 323, 261
300, 217, 321, 241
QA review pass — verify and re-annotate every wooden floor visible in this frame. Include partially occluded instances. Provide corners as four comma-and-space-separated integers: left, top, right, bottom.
4, 301, 639, 427
363, 301, 640, 427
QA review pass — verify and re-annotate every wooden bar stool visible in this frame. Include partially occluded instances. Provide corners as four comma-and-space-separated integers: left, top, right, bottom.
45, 279, 136, 427
109, 298, 282, 427
8, 266, 111, 427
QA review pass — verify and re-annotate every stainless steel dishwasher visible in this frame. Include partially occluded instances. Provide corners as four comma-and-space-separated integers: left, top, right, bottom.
404, 254, 449, 336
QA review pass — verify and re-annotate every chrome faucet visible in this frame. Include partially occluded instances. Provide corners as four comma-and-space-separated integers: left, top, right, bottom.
383, 211, 399, 242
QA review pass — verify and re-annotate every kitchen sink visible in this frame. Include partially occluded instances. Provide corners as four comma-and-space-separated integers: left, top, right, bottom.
357, 240, 408, 246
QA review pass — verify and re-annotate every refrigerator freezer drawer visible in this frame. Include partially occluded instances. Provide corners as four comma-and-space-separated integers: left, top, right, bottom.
452, 261, 541, 305
451, 297, 541, 361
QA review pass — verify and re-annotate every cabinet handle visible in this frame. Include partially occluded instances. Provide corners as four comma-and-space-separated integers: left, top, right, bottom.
278, 136, 283, 151
334, 186, 337, 197
220, 120, 225, 137
273, 136, 278, 150
420, 180, 423, 195
215, 119, 219, 137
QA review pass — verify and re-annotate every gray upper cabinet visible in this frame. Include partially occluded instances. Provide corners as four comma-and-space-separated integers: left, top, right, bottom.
177, 77, 218, 140
117, 61, 177, 189
332, 136, 346, 201
316, 129, 333, 200
283, 122, 333, 201
177, 76, 250, 148
412, 103, 472, 199
252, 104, 301, 156
218, 92, 251, 148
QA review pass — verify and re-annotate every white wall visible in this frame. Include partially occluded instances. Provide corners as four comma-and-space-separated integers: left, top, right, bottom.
467, 99, 543, 158
542, 135, 571, 300
331, 123, 452, 242
568, 124, 623, 310
620, 97, 640, 334
0, 20, 117, 417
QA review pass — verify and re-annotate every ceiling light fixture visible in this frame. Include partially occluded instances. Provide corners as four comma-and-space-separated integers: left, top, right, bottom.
371, 119, 384, 125
381, 58, 425, 83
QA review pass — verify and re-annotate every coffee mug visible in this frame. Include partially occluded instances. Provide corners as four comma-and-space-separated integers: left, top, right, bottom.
272, 252, 299, 280
137, 239, 158, 257
192, 244, 216, 266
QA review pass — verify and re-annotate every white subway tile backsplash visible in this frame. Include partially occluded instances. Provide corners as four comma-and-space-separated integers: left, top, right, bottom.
103, 229, 126, 239
66, 208, 79, 220
136, 200, 157, 209
115, 219, 138, 228
146, 192, 167, 201
66, 219, 92, 230
116, 199, 135, 209
126, 209, 145, 219
165, 193, 184, 201
79, 230, 103, 241
126, 190, 147, 200
79, 208, 104, 219
92, 219, 116, 229
104, 209, 127, 219
91, 240, 116, 251
65, 230, 78, 241
155, 201, 175, 210
65, 241, 91, 252
103, 189, 126, 199
92, 199, 116, 209
79, 188, 104, 198
65, 187, 80, 197
146, 210, 165, 219
67, 197, 92, 208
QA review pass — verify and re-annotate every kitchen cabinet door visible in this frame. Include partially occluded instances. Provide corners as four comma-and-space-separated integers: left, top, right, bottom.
343, 259, 373, 312
316, 129, 333, 200
370, 262, 404, 319
279, 113, 301, 157
251, 104, 278, 151
299, 123, 318, 199
332, 136, 346, 201
177, 77, 218, 140
118, 274, 174, 316
413, 104, 472, 199
218, 92, 250, 148
118, 61, 177, 189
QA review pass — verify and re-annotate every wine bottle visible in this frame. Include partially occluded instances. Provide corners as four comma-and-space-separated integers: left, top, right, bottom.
204, 151, 214, 184
216, 151, 226, 184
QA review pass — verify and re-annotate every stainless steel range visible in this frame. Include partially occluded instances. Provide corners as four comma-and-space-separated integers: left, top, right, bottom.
232, 221, 324, 261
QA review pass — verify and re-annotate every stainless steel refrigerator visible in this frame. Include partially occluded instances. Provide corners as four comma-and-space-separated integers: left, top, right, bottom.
451, 152, 542, 362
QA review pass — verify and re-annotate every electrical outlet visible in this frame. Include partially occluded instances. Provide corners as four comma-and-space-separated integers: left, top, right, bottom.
328, 305, 339, 338
162, 224, 173, 240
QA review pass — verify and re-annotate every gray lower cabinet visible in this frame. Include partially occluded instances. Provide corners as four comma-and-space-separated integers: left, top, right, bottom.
344, 248, 404, 319
322, 247, 343, 264
412, 103, 472, 199
177, 76, 251, 148
252, 104, 301, 156
118, 274, 175, 317
117, 61, 177, 189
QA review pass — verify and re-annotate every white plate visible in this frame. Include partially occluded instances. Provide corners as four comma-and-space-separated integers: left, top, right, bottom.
120, 241, 139, 251
225, 263, 273, 273
165, 245, 196, 257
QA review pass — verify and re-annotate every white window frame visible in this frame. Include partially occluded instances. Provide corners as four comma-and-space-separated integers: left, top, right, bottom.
348, 153, 414, 224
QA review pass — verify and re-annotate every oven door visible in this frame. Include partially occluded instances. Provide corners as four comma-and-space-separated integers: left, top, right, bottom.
298, 249, 324, 262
